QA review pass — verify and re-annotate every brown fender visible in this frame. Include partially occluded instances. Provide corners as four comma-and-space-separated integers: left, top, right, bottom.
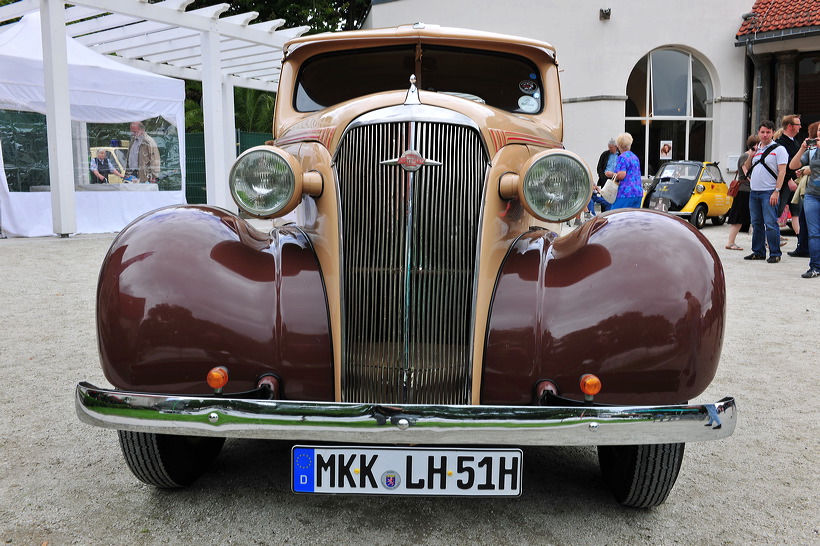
483, 210, 725, 405
97, 205, 333, 400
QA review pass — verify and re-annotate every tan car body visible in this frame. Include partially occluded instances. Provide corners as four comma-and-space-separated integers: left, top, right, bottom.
273, 25, 568, 403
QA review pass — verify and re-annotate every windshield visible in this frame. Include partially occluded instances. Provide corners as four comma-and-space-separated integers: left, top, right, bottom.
294, 45, 544, 114
656, 163, 701, 181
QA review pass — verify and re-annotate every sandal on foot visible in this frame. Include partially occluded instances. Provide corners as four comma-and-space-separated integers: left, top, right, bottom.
725, 244, 743, 250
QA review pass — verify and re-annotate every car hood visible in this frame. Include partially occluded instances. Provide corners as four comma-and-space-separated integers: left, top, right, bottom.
646, 177, 696, 208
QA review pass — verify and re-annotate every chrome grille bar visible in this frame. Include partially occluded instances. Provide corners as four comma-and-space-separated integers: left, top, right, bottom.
337, 120, 486, 404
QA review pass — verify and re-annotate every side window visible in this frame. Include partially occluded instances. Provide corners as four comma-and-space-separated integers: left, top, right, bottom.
706, 165, 723, 183
701, 167, 713, 182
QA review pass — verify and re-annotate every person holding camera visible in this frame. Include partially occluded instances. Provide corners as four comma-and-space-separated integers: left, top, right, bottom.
788, 123, 820, 278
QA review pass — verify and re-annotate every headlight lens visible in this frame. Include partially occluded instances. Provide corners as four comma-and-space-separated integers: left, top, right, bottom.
520, 151, 592, 222
229, 148, 296, 217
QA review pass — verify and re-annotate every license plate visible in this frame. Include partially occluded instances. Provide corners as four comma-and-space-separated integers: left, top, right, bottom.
292, 446, 522, 496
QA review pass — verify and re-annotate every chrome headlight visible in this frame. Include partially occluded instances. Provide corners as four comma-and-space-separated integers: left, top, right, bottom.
229, 146, 301, 218
695, 184, 706, 193
517, 150, 592, 222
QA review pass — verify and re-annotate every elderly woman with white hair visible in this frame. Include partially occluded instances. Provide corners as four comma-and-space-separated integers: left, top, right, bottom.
604, 132, 644, 210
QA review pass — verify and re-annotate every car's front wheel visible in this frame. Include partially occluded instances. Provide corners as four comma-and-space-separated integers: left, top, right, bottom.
689, 204, 707, 229
118, 431, 225, 488
597, 443, 685, 508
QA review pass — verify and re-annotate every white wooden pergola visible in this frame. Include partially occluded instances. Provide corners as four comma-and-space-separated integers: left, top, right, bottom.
0, 0, 309, 235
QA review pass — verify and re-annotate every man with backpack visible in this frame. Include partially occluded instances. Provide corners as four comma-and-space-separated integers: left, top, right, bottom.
743, 120, 789, 263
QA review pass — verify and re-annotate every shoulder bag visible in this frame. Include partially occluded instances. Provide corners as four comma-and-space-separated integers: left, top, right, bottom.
600, 174, 619, 203
727, 171, 740, 197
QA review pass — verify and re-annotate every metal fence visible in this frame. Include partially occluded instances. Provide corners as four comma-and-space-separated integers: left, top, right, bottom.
185, 131, 272, 204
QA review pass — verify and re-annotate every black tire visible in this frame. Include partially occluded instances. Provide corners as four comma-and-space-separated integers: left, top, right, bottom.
118, 431, 225, 488
711, 214, 727, 226
689, 204, 707, 229
597, 443, 685, 508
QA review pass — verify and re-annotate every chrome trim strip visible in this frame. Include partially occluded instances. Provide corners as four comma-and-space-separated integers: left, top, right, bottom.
76, 383, 736, 446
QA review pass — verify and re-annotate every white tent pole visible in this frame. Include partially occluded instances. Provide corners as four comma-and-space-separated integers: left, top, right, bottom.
40, 0, 77, 236
201, 27, 229, 209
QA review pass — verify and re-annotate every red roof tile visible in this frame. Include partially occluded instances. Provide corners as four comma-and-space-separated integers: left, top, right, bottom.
737, 0, 820, 37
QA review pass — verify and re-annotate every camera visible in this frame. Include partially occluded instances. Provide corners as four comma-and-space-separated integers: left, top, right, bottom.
807, 138, 817, 147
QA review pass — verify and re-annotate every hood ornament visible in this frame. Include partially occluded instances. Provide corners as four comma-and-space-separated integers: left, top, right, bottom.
404, 74, 420, 105
380, 149, 442, 172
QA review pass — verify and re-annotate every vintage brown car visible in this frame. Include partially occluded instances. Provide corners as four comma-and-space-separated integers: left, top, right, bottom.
76, 24, 736, 508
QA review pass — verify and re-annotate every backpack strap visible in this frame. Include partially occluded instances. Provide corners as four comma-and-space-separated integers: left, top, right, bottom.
750, 143, 780, 180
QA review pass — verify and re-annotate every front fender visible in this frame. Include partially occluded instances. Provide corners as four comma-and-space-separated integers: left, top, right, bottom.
97, 205, 333, 400
483, 210, 725, 405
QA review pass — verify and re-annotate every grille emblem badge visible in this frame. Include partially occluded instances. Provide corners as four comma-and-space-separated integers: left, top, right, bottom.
380, 150, 442, 172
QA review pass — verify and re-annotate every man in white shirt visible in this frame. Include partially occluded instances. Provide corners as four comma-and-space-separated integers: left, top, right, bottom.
743, 120, 789, 263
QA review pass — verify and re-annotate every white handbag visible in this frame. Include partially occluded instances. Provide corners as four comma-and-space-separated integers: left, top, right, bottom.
600, 174, 619, 203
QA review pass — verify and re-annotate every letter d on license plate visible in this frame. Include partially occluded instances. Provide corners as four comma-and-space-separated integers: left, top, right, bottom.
292, 446, 522, 496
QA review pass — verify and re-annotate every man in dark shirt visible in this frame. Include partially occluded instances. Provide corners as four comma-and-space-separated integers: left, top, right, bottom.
776, 114, 809, 254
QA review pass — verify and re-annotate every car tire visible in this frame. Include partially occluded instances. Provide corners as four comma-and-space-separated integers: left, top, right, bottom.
597, 443, 685, 508
711, 214, 727, 226
689, 204, 707, 229
118, 431, 225, 488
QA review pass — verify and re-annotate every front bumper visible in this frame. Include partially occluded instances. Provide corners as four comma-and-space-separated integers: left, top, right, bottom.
76, 382, 736, 446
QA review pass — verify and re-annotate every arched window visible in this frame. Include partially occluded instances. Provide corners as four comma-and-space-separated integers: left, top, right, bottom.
625, 49, 713, 176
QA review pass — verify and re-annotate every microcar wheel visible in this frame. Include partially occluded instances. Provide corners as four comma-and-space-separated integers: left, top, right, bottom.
597, 443, 685, 508
689, 205, 707, 229
711, 214, 727, 226
118, 431, 225, 488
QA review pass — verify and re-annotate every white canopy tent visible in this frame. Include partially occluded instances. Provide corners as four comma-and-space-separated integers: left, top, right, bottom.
0, 11, 187, 237
0, 12, 185, 127
0, 0, 309, 237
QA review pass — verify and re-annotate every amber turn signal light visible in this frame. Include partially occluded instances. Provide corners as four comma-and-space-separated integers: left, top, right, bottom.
579, 373, 602, 396
207, 366, 229, 390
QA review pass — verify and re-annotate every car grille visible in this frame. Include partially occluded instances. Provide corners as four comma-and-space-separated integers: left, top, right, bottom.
336, 121, 487, 404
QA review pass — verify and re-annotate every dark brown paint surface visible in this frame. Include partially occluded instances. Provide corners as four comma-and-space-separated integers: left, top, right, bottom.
97, 206, 333, 399
483, 210, 725, 405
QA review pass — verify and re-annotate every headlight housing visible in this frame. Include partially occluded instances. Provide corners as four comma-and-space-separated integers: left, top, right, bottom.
513, 150, 593, 223
229, 146, 310, 218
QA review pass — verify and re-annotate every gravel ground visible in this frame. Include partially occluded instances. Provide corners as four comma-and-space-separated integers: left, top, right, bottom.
0, 221, 818, 545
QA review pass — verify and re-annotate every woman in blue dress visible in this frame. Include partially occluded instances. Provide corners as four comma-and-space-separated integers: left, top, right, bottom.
604, 132, 644, 209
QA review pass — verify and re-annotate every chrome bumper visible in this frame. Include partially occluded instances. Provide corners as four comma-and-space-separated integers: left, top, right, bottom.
76, 382, 736, 446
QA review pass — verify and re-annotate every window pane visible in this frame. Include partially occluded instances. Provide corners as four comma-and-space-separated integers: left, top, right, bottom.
689, 120, 711, 161
626, 55, 648, 117
625, 119, 646, 175
692, 57, 713, 118
648, 120, 687, 174
651, 50, 689, 116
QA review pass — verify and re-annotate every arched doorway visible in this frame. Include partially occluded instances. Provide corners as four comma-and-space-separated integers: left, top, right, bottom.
625, 49, 714, 176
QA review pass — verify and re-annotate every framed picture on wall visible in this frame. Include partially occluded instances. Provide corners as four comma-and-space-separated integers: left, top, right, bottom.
660, 140, 673, 160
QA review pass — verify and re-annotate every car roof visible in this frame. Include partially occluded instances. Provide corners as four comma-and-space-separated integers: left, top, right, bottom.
283, 23, 557, 62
